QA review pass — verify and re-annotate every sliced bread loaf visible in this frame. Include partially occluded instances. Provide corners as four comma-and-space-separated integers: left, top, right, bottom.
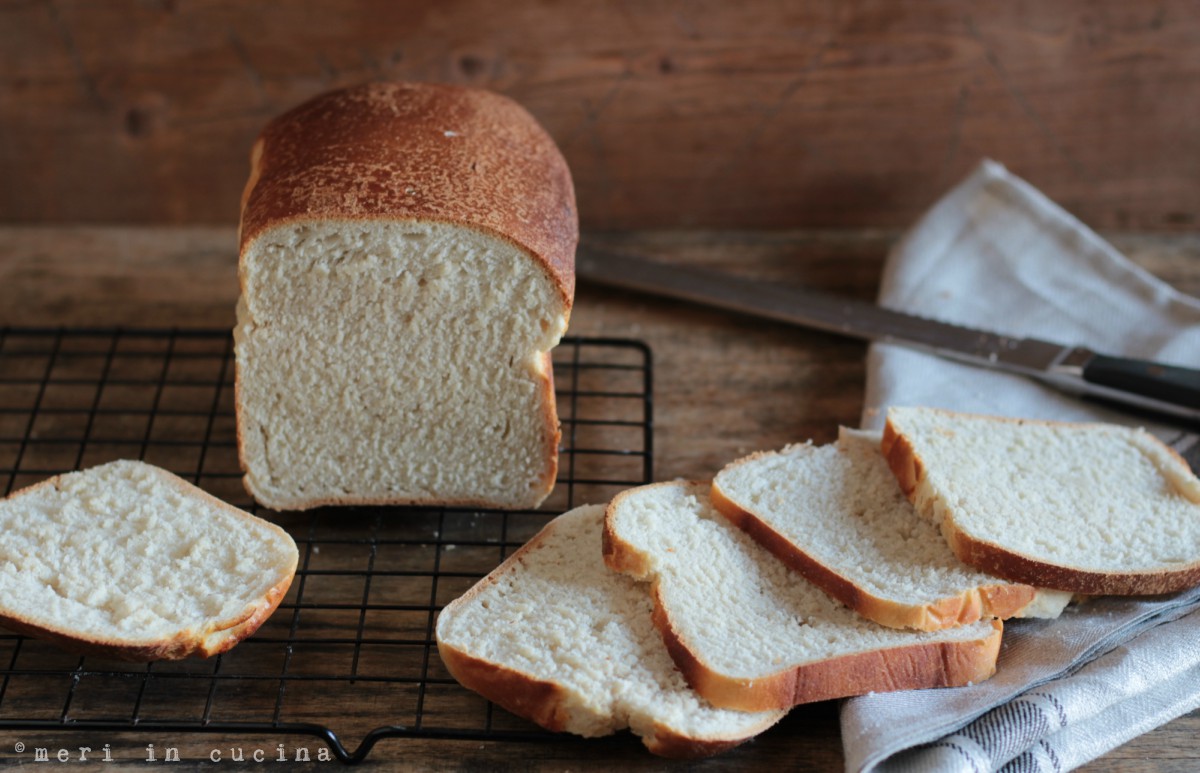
435, 504, 784, 758
603, 481, 1002, 712
0, 460, 298, 661
711, 429, 1070, 630
235, 82, 576, 511
883, 406, 1200, 595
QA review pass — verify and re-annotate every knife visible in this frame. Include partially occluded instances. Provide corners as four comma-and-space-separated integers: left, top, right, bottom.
576, 245, 1200, 423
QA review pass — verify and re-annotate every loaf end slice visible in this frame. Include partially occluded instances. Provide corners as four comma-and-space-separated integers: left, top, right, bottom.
711, 429, 1069, 631
0, 461, 298, 661
883, 406, 1200, 595
604, 482, 1002, 712
435, 505, 784, 758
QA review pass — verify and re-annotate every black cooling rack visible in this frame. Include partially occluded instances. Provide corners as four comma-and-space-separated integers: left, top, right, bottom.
0, 328, 653, 763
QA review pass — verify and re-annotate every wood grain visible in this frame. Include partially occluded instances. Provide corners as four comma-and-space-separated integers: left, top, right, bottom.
2, 1, 1199, 230
0, 226, 1196, 771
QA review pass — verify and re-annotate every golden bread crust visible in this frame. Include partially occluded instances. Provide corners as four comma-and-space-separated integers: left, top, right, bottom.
238, 81, 576, 308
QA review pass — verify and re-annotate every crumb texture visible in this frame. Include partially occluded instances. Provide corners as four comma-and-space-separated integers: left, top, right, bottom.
606, 482, 996, 681
435, 505, 781, 748
0, 461, 297, 650
713, 430, 1066, 626
887, 407, 1200, 573
236, 221, 566, 509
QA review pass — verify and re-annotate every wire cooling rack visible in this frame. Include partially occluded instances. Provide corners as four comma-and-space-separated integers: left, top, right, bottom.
0, 328, 653, 763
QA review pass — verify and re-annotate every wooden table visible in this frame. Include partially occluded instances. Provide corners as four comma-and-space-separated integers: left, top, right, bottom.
0, 226, 1196, 770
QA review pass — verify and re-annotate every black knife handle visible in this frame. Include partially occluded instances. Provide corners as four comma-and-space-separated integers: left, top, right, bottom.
1082, 354, 1200, 410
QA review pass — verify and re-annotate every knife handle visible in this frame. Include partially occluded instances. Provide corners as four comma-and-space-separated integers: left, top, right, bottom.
1081, 355, 1200, 411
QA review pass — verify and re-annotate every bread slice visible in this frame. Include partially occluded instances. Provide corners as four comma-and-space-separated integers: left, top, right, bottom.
603, 481, 1003, 712
435, 505, 784, 758
0, 460, 298, 661
883, 406, 1200, 595
235, 82, 577, 511
711, 429, 1071, 631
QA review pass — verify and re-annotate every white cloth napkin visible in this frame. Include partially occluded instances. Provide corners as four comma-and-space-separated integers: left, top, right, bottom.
843, 159, 1200, 773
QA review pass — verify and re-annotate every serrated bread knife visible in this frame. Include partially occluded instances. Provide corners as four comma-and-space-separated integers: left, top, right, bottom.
576, 246, 1200, 423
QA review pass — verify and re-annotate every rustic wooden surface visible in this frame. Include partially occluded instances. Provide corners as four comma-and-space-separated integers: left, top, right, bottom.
3, 1, 1200, 232
0, 225, 1197, 770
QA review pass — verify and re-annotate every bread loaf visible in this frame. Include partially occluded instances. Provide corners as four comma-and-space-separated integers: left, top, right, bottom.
0, 460, 297, 661
235, 82, 576, 511
883, 406, 1200, 594
711, 429, 1071, 630
435, 505, 785, 757
603, 481, 1003, 712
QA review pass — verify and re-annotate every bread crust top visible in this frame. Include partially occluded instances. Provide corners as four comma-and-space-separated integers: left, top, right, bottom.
238, 81, 577, 307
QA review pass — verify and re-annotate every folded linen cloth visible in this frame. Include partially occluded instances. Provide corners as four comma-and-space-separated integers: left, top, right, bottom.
845, 159, 1200, 773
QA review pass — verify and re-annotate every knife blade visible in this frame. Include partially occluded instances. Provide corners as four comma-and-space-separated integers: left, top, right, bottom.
576, 245, 1200, 423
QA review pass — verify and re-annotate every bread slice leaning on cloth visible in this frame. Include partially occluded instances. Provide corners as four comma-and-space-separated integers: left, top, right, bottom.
603, 481, 1003, 712
883, 406, 1200, 595
711, 428, 1071, 631
435, 505, 785, 758
0, 460, 298, 661
235, 82, 577, 511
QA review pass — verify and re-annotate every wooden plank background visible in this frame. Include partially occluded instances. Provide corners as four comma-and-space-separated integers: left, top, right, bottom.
2, 0, 1198, 231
